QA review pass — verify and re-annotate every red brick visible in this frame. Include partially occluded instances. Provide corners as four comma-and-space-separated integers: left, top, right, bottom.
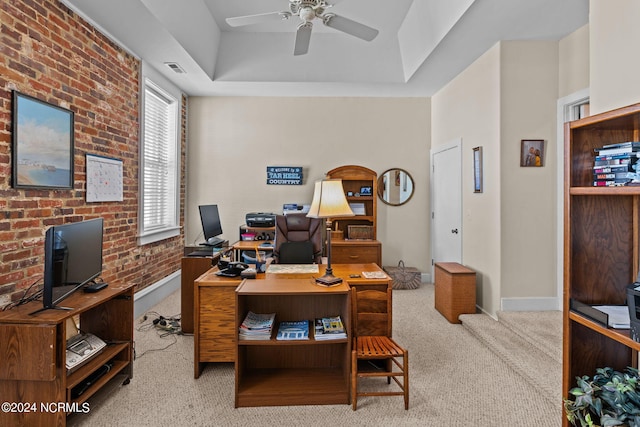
0, 0, 184, 303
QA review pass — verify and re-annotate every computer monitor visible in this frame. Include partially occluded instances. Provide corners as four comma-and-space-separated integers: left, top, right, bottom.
199, 204, 224, 247
38, 218, 104, 313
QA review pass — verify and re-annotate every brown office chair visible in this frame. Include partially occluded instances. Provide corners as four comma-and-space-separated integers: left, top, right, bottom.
273, 213, 322, 264
351, 287, 409, 410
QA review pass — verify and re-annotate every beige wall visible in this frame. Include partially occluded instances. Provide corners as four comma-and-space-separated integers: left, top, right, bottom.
559, 24, 589, 99
590, 0, 640, 114
186, 97, 431, 271
500, 41, 558, 301
432, 44, 502, 315
432, 41, 560, 316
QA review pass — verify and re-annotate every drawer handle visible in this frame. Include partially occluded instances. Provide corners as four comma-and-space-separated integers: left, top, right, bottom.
349, 255, 359, 259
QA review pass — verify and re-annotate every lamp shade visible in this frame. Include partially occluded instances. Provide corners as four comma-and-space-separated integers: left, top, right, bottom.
307, 179, 355, 219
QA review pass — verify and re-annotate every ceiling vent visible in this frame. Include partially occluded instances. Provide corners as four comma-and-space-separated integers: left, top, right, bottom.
165, 62, 186, 74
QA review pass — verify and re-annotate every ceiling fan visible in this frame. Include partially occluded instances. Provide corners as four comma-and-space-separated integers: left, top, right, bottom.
226, 0, 379, 56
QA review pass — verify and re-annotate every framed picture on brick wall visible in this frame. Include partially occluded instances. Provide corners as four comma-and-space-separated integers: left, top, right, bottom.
12, 91, 74, 189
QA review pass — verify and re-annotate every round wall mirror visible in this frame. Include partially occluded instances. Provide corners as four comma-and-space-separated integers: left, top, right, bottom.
377, 168, 414, 206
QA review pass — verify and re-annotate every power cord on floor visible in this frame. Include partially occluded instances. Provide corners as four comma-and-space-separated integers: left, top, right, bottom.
134, 311, 182, 360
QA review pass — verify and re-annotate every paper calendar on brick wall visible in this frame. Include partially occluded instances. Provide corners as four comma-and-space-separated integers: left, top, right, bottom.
86, 154, 123, 202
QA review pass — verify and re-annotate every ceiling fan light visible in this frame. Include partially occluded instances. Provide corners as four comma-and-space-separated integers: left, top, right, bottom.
299, 7, 316, 22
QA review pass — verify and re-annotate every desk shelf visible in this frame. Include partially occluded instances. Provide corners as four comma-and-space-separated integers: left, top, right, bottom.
235, 279, 351, 407
237, 368, 348, 407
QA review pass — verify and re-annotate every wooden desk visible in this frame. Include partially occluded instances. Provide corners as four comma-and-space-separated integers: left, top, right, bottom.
194, 263, 390, 378
235, 279, 351, 407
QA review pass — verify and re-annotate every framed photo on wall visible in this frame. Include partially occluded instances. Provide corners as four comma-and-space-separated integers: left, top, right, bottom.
12, 91, 74, 189
473, 146, 483, 193
520, 139, 545, 167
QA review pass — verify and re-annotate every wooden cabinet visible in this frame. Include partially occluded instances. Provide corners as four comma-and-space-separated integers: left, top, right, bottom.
0, 284, 134, 427
181, 251, 219, 334
326, 165, 377, 240
194, 268, 240, 378
434, 262, 476, 323
326, 165, 381, 265
563, 103, 640, 426
234, 279, 351, 407
331, 239, 381, 266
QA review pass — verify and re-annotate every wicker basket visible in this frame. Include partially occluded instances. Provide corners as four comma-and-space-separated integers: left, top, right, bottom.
384, 260, 421, 290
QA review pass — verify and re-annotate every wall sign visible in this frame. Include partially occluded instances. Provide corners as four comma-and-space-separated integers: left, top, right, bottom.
266, 166, 303, 185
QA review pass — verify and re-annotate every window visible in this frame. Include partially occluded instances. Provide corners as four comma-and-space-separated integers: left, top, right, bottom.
138, 79, 180, 245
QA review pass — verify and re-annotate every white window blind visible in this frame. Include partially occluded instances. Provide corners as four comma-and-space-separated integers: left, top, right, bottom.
139, 80, 179, 244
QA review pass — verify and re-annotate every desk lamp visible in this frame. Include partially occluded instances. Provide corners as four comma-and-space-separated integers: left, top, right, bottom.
307, 179, 354, 286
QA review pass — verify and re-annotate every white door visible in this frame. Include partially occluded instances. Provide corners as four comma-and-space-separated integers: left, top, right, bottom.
431, 140, 462, 274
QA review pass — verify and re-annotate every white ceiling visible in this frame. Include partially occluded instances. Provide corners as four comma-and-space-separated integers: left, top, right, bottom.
60, 0, 588, 97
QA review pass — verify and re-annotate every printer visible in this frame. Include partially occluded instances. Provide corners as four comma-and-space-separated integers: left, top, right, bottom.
246, 212, 276, 228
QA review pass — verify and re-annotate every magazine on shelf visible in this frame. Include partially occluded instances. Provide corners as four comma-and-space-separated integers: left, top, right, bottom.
276, 320, 309, 340
314, 316, 347, 340
239, 311, 275, 340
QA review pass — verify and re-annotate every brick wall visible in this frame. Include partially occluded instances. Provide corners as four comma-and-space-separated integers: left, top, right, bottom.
0, 0, 185, 307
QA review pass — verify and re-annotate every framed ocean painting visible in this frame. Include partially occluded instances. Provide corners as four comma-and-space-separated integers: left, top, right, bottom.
12, 91, 74, 189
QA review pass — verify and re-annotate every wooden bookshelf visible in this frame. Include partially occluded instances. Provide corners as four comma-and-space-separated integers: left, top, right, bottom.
234, 278, 351, 407
563, 102, 640, 426
326, 165, 382, 265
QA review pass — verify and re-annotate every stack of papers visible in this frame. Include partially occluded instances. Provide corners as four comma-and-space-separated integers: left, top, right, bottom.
361, 271, 388, 279
593, 305, 630, 329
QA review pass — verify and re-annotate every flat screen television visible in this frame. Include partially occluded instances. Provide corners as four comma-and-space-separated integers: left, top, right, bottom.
36, 218, 104, 313
199, 204, 224, 247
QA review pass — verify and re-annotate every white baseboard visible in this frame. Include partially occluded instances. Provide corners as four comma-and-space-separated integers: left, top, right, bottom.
500, 296, 560, 312
133, 271, 181, 318
421, 273, 431, 284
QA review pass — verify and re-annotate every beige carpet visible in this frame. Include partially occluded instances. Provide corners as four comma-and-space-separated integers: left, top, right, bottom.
68, 284, 562, 427
460, 310, 562, 406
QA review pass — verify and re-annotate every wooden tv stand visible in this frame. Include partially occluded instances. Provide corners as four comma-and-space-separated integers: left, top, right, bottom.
0, 283, 134, 427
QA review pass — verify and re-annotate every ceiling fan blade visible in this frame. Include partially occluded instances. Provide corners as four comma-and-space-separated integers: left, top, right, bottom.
226, 11, 290, 27
322, 13, 379, 41
294, 23, 312, 56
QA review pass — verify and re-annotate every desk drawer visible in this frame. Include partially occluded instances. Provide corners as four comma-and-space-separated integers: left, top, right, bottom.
198, 286, 236, 363
331, 244, 380, 264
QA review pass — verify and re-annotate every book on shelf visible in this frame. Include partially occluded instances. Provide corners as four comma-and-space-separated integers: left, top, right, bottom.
593, 179, 632, 187
593, 164, 633, 174
314, 316, 347, 340
595, 147, 640, 156
239, 311, 276, 340
601, 141, 640, 150
594, 173, 632, 180
276, 320, 310, 340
